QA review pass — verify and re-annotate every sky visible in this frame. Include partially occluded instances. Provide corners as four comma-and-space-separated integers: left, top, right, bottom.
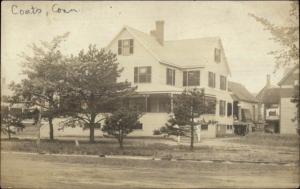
1, 1, 295, 93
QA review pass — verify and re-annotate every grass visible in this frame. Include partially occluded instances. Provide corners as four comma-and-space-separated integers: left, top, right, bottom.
0, 138, 212, 157
1, 133, 299, 163
229, 132, 300, 148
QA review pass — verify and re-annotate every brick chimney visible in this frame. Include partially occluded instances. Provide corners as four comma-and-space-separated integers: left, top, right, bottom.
150, 21, 164, 45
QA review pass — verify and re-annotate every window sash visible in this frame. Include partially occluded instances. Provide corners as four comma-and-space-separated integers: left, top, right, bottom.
134, 66, 151, 83
219, 100, 226, 116
220, 75, 227, 90
183, 71, 200, 86
166, 68, 175, 85
118, 39, 134, 55
204, 96, 216, 114
215, 48, 221, 63
208, 72, 215, 88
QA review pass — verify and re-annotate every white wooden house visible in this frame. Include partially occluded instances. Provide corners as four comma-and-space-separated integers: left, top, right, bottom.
106, 21, 234, 138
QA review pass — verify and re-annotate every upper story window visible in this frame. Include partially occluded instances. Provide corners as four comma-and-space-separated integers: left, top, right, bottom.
208, 72, 216, 88
214, 48, 221, 63
166, 68, 175, 86
219, 100, 226, 116
183, 71, 200, 86
220, 75, 227, 90
134, 66, 151, 83
118, 39, 134, 56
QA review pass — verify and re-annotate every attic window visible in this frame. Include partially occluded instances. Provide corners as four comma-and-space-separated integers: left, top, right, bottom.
118, 39, 134, 56
214, 48, 221, 63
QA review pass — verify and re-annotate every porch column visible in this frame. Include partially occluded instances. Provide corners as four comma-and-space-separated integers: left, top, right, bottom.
144, 95, 149, 112
170, 93, 174, 113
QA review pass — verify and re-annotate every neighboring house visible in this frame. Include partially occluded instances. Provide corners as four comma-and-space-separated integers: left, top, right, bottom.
277, 66, 299, 134
106, 21, 234, 138
256, 75, 281, 133
257, 68, 299, 134
229, 81, 259, 133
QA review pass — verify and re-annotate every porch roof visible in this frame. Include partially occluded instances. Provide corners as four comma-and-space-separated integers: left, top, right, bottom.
135, 84, 183, 94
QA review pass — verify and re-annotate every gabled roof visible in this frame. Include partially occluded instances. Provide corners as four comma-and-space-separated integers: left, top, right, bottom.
257, 87, 281, 104
277, 65, 299, 86
228, 81, 258, 103
107, 26, 231, 74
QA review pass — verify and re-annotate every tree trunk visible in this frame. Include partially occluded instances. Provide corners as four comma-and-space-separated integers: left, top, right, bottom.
190, 122, 194, 151
89, 114, 96, 143
49, 117, 54, 141
119, 138, 123, 149
7, 125, 11, 140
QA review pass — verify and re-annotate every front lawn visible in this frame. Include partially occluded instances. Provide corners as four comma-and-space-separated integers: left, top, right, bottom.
1, 134, 299, 163
229, 132, 299, 148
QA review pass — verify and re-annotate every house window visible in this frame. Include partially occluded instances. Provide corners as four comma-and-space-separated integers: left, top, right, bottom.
166, 68, 175, 86
201, 124, 208, 130
227, 125, 233, 130
118, 39, 134, 55
208, 72, 216, 88
220, 75, 227, 90
134, 66, 151, 83
204, 96, 216, 114
183, 71, 200, 86
214, 48, 221, 63
227, 102, 232, 117
219, 100, 226, 116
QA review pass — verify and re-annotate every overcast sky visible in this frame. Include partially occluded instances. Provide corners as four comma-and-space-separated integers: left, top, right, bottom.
1, 1, 294, 93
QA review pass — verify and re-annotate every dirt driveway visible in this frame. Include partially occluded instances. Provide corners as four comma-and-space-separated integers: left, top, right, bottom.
1, 151, 299, 189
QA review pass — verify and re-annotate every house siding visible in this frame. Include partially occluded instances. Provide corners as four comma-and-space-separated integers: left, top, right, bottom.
280, 98, 298, 134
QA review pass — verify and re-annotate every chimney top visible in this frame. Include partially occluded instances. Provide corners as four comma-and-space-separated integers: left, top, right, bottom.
151, 20, 164, 45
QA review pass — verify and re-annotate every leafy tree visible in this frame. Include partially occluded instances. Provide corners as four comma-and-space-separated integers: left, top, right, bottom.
249, 1, 299, 132
161, 88, 213, 150
61, 45, 136, 143
1, 101, 25, 140
102, 107, 142, 148
9, 33, 69, 141
249, 2, 299, 69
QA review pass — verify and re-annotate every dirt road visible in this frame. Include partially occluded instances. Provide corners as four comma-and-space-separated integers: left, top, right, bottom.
1, 152, 299, 188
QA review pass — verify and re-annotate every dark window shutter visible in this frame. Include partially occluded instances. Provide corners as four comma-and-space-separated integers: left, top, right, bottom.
196, 71, 200, 86
166, 69, 169, 85
173, 70, 175, 85
134, 67, 138, 83
129, 39, 134, 54
118, 40, 122, 55
183, 71, 187, 86
147, 67, 151, 82
227, 103, 232, 116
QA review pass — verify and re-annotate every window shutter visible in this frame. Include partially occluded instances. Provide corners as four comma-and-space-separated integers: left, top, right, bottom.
129, 39, 134, 54
147, 67, 151, 82
183, 71, 187, 86
214, 73, 216, 88
118, 40, 122, 55
134, 67, 138, 83
173, 70, 175, 85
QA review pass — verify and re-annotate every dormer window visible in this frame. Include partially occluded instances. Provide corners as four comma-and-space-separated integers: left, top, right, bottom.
214, 48, 221, 63
118, 39, 134, 56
